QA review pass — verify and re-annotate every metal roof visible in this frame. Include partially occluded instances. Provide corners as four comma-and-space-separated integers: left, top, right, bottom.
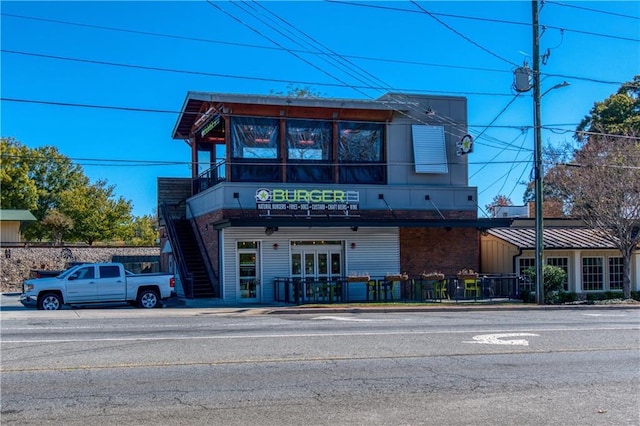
172, 91, 395, 140
0, 210, 37, 222
171, 91, 466, 140
487, 227, 618, 250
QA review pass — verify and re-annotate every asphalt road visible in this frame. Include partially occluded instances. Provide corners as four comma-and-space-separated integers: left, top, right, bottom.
1, 295, 639, 425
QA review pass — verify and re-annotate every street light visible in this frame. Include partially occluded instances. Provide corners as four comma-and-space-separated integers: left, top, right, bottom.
542, 81, 570, 98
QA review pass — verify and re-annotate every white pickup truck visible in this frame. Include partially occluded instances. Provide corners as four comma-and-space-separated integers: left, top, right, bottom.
20, 262, 176, 310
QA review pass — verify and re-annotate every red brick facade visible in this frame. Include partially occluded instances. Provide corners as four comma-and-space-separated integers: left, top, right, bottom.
400, 227, 479, 276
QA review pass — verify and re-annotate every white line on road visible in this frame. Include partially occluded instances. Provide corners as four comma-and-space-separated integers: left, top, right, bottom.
582, 314, 626, 317
1, 326, 637, 344
312, 316, 375, 322
463, 333, 540, 346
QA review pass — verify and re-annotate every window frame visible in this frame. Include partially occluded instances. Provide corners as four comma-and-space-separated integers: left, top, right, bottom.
582, 256, 604, 291
546, 257, 569, 291
608, 256, 624, 291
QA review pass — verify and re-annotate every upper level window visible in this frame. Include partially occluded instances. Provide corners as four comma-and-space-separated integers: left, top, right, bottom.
231, 117, 279, 159
338, 121, 385, 184
286, 119, 331, 161
411, 125, 448, 174
338, 122, 383, 162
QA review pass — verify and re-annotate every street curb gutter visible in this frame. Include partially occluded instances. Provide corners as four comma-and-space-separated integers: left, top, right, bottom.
264, 303, 640, 315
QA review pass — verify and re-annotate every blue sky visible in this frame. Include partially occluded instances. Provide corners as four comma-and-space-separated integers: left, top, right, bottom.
2, 1, 638, 217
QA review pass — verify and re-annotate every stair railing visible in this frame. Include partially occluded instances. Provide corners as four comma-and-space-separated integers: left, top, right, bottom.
186, 203, 220, 297
161, 202, 194, 298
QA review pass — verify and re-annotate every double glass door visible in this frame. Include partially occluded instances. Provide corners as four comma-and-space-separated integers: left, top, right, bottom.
291, 245, 342, 302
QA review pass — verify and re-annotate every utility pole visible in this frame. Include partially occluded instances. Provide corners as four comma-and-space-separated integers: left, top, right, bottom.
532, 0, 544, 304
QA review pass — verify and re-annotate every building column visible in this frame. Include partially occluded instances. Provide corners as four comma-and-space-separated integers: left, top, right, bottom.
571, 250, 582, 293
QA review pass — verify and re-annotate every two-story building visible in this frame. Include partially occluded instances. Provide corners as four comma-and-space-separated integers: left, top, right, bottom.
159, 91, 510, 303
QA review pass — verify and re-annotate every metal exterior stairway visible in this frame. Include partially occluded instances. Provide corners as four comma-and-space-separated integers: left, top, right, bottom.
173, 220, 215, 298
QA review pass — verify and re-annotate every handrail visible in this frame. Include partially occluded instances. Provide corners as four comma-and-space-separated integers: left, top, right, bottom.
161, 202, 194, 298
185, 203, 219, 296
194, 160, 226, 193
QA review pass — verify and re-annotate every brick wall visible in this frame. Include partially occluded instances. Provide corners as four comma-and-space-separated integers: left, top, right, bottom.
400, 227, 479, 276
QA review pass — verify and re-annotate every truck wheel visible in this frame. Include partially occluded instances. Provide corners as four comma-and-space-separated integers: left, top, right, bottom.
137, 289, 159, 309
38, 293, 62, 310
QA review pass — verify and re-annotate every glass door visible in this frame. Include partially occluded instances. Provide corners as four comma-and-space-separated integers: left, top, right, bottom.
238, 250, 259, 302
291, 244, 342, 302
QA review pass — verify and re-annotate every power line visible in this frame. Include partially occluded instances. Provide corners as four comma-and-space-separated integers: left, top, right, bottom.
478, 129, 531, 196
327, 0, 640, 42
0, 154, 191, 167
6, 97, 640, 148
1, 13, 628, 86
1, 97, 184, 115
545, 1, 640, 21
1, 49, 515, 97
5, 97, 637, 144
409, 0, 519, 67
208, 1, 486, 152
0, 12, 511, 74
1, 152, 536, 168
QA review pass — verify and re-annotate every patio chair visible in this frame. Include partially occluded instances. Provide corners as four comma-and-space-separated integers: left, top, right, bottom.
464, 279, 481, 298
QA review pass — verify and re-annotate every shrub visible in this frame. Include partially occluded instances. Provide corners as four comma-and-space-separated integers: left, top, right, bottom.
523, 265, 567, 304
520, 290, 535, 303
603, 291, 623, 300
558, 291, 578, 303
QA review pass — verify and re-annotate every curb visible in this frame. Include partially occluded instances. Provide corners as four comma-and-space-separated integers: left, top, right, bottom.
265, 303, 640, 315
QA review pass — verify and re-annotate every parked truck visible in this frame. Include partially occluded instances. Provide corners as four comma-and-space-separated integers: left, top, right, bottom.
20, 262, 176, 310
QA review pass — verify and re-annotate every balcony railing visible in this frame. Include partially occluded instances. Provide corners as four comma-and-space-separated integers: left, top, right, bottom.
194, 161, 226, 194
193, 160, 386, 195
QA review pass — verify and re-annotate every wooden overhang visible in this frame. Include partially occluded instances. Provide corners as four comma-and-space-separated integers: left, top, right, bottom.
172, 92, 395, 142
209, 217, 514, 231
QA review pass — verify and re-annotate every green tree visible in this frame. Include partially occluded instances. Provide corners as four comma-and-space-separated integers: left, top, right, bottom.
59, 179, 133, 245
1, 138, 89, 240
576, 75, 640, 140
41, 209, 74, 245
121, 214, 159, 246
29, 146, 88, 220
540, 76, 640, 299
0, 137, 38, 210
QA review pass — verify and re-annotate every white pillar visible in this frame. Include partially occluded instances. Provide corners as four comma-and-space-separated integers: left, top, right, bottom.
571, 251, 582, 293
